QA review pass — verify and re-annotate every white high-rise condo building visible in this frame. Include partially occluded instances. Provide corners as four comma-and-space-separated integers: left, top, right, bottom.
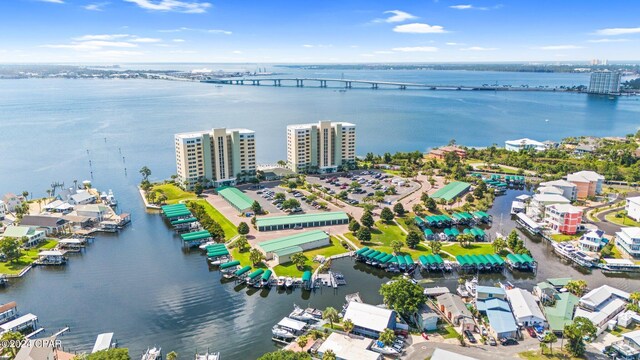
286, 120, 356, 173
174, 128, 256, 189
588, 71, 621, 94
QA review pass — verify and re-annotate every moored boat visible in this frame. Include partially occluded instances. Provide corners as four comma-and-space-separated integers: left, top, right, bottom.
285, 277, 294, 288
271, 326, 295, 338
141, 347, 161, 360
277, 276, 285, 288
195, 352, 220, 360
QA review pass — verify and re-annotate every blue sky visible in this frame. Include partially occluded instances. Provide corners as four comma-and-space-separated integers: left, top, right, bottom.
1, 0, 640, 63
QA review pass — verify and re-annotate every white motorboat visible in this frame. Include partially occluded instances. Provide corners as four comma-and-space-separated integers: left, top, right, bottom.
456, 285, 470, 297
141, 347, 161, 360
272, 326, 295, 338
199, 241, 217, 250
465, 277, 478, 297
289, 304, 316, 323
277, 276, 285, 288
195, 352, 220, 360
285, 277, 294, 288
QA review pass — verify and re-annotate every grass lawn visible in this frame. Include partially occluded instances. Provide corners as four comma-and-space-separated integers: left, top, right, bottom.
518, 350, 580, 360
605, 212, 640, 227
344, 232, 447, 259
152, 183, 197, 204
191, 200, 238, 239
229, 246, 267, 269
610, 323, 640, 336
274, 236, 349, 277
442, 243, 497, 257
550, 233, 581, 242
0, 240, 58, 275
371, 221, 406, 246
428, 324, 459, 339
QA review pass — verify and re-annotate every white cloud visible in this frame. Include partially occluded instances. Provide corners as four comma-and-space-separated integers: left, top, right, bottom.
381, 10, 417, 23
38, 0, 64, 3
302, 44, 314, 48
450, 4, 491, 10
74, 34, 130, 41
302, 44, 332, 48
159, 27, 231, 35
393, 23, 447, 34
594, 27, 640, 36
84, 2, 109, 11
392, 46, 438, 52
124, 0, 211, 14
232, 50, 243, 54
172, 39, 185, 42
92, 50, 143, 57
460, 46, 497, 51
131, 37, 162, 43
536, 45, 582, 50
587, 38, 630, 43
446, 42, 465, 46
450, 4, 473, 9
350, 45, 359, 48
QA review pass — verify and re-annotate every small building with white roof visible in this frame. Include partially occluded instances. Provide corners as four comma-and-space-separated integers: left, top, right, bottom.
505, 138, 546, 152
616, 227, 640, 259
316, 333, 380, 360
1, 225, 45, 247
576, 285, 629, 333
343, 301, 396, 339
539, 180, 577, 201
505, 288, 547, 328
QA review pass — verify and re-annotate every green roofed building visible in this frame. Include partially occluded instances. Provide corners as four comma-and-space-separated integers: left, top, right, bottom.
216, 186, 254, 212
257, 230, 330, 264
431, 181, 471, 201
255, 212, 349, 231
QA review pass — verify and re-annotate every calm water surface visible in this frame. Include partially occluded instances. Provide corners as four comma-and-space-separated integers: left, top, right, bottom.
0, 70, 639, 359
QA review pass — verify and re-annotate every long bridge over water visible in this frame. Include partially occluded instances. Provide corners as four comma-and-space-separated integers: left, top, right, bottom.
202, 77, 567, 92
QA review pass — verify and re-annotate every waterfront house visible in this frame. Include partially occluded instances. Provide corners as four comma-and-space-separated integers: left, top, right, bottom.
539, 180, 578, 201
342, 301, 396, 339
505, 288, 547, 328
579, 229, 607, 252
74, 204, 110, 221
257, 230, 330, 264
0, 302, 18, 325
566, 171, 604, 199
534, 278, 571, 304
436, 293, 474, 330
611, 330, 640, 360
316, 333, 380, 360
416, 305, 439, 332
2, 193, 25, 212
543, 292, 579, 333
1, 225, 45, 247
615, 227, 640, 259
529, 193, 570, 219
19, 215, 67, 235
576, 285, 629, 334
486, 306, 519, 339
505, 138, 546, 152
431, 348, 478, 360
475, 286, 506, 301
476, 298, 511, 314
43, 200, 74, 213
627, 196, 640, 223
427, 145, 467, 160
0, 200, 6, 220
544, 203, 583, 235
68, 191, 96, 205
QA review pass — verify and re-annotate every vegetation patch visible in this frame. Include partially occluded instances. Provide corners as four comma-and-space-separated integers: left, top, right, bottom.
191, 200, 238, 239
274, 236, 348, 277
151, 183, 197, 204
0, 240, 58, 275
443, 243, 496, 257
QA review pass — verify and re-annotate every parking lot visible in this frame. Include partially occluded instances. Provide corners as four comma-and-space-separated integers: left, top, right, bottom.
242, 181, 325, 216
305, 170, 420, 206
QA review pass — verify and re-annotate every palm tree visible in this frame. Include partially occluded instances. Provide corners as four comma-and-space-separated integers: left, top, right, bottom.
378, 328, 396, 346
291, 252, 308, 270
139, 166, 151, 181
343, 319, 354, 335
539, 341, 548, 355
544, 331, 558, 355
565, 280, 588, 297
322, 349, 336, 360
429, 240, 442, 255
166, 351, 178, 360
296, 335, 308, 348
249, 248, 264, 266
322, 307, 339, 329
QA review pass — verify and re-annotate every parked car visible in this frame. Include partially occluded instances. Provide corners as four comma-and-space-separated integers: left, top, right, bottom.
500, 338, 518, 346
480, 327, 488, 337
527, 327, 537, 338
488, 336, 497, 346
464, 330, 477, 343
421, 332, 429, 340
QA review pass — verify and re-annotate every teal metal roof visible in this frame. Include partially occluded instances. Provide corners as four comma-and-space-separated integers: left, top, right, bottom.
258, 230, 328, 253
220, 260, 240, 269
234, 266, 251, 276
256, 212, 348, 228
262, 269, 273, 281
431, 181, 471, 201
272, 245, 303, 257
216, 186, 254, 211
302, 271, 312, 282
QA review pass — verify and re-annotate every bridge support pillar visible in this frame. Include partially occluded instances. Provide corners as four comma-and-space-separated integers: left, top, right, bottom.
371, 83, 378, 89
320, 80, 327, 87
345, 81, 352, 88
400, 85, 406, 90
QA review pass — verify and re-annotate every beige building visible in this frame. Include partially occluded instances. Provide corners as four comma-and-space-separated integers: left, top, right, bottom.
175, 128, 256, 189
286, 120, 356, 173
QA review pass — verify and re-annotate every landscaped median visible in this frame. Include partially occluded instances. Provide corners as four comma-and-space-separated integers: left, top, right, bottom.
605, 211, 640, 227
0, 239, 58, 276
189, 199, 238, 239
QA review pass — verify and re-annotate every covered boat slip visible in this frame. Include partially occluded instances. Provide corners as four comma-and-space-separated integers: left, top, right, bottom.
234, 266, 252, 277
516, 213, 541, 234
0, 313, 38, 333
247, 269, 265, 281
423, 228, 434, 239
419, 254, 444, 269
506, 253, 536, 270
170, 217, 198, 225
162, 204, 192, 219
277, 317, 307, 334
92, 332, 115, 353
219, 260, 240, 270
180, 230, 211, 243
455, 253, 505, 272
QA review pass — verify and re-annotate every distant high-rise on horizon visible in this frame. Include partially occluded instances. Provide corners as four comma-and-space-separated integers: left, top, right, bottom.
175, 128, 256, 189
286, 120, 356, 173
588, 70, 621, 95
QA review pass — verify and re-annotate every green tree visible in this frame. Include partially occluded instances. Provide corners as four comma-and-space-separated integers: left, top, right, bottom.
166, 351, 177, 360
1, 331, 25, 358
361, 211, 374, 228
379, 277, 426, 316
282, 199, 301, 210
412, 203, 423, 215
391, 240, 403, 253
237, 222, 250, 235
457, 333, 466, 346
139, 166, 151, 181
393, 203, 405, 216
563, 317, 596, 357
274, 192, 286, 201
543, 331, 558, 355
357, 227, 371, 242
321, 350, 336, 360
405, 231, 421, 249
429, 240, 442, 255
251, 200, 263, 214
0, 237, 22, 263
296, 335, 308, 348
539, 341, 548, 355
322, 307, 339, 329
258, 350, 311, 360
378, 328, 396, 346
291, 252, 308, 270
87, 348, 131, 360
628, 292, 640, 312
249, 248, 264, 266
565, 280, 588, 297
348, 219, 361, 232
420, 192, 430, 204
380, 207, 395, 222
235, 236, 249, 252
343, 319, 354, 334
492, 237, 506, 254
194, 183, 203, 196
425, 197, 437, 211
465, 193, 474, 203
507, 230, 520, 250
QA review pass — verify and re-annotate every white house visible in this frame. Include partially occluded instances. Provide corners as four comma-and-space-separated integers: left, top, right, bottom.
316, 333, 380, 360
505, 288, 547, 328
626, 196, 640, 223
615, 227, 640, 259
528, 193, 571, 219
1, 225, 45, 247
74, 204, 110, 221
69, 191, 96, 205
539, 180, 577, 201
579, 229, 606, 252
2, 193, 24, 212
505, 138, 546, 152
343, 301, 396, 339
0, 200, 6, 220
576, 285, 630, 333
